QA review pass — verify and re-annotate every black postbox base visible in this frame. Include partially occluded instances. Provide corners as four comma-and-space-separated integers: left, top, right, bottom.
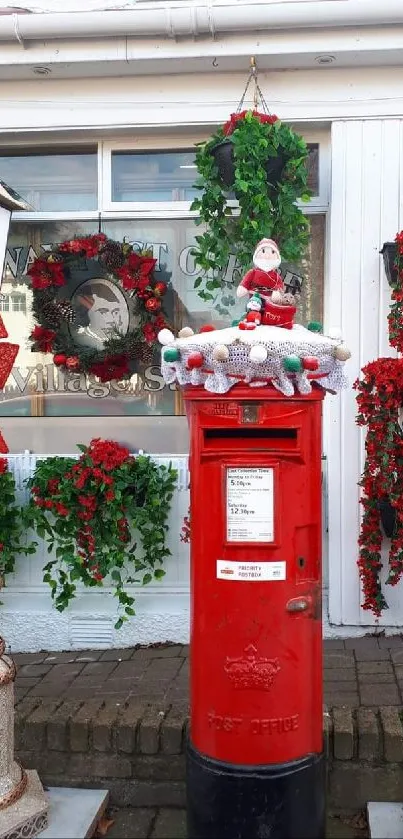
187, 741, 325, 839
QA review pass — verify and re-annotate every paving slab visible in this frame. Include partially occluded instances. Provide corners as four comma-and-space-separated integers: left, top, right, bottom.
367, 802, 403, 838
38, 788, 108, 839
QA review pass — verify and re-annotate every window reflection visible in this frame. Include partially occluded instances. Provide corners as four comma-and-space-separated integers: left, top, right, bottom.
0, 151, 98, 212
1, 216, 324, 417
111, 151, 198, 202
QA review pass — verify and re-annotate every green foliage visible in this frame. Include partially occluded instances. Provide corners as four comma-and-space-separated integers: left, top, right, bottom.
0, 460, 36, 589
190, 111, 311, 303
24, 439, 177, 628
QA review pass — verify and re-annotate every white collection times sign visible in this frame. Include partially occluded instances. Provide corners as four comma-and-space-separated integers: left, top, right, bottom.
226, 467, 274, 543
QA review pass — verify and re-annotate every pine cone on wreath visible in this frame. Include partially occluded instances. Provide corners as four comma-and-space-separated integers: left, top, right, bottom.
126, 337, 154, 366
99, 241, 125, 271
42, 300, 76, 327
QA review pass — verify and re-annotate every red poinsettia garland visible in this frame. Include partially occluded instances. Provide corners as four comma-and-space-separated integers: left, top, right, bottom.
355, 229, 403, 615
29, 233, 170, 382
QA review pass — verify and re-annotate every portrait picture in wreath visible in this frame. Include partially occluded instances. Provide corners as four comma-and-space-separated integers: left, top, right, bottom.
28, 233, 170, 383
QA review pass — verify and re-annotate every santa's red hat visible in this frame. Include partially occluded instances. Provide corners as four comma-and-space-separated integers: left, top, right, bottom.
253, 239, 280, 261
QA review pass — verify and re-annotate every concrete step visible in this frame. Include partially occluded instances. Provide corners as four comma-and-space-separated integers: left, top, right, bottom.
367, 802, 403, 838
39, 788, 109, 839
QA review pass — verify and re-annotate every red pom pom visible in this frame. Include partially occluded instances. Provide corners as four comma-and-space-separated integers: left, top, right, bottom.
302, 356, 319, 371
53, 354, 67, 366
187, 352, 204, 370
199, 325, 216, 333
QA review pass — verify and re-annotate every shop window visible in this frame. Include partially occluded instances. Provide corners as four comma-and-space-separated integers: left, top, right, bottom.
105, 142, 323, 209
111, 150, 198, 203
1, 215, 325, 419
0, 149, 98, 212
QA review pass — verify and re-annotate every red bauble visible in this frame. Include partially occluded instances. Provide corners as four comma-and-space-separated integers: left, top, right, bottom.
53, 354, 67, 366
66, 356, 80, 371
187, 351, 204, 370
199, 324, 216, 333
154, 282, 167, 297
145, 297, 162, 313
302, 356, 319, 371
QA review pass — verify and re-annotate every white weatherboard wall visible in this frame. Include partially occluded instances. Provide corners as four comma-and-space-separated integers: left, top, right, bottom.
327, 119, 401, 627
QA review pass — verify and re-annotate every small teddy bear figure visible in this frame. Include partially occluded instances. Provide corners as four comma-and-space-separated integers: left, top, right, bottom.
238, 293, 262, 330
271, 289, 297, 307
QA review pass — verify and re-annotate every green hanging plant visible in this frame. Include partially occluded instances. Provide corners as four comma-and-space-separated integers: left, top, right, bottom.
190, 108, 311, 305
0, 457, 36, 592
25, 438, 177, 629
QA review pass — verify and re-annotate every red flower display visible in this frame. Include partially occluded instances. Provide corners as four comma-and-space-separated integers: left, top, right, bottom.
223, 109, 278, 137
27, 438, 177, 629
28, 259, 65, 290
29, 234, 171, 383
354, 354, 403, 615
89, 354, 130, 383
30, 325, 57, 354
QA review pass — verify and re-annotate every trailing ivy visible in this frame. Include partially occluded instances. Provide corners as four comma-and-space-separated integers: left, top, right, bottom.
0, 457, 36, 590
25, 439, 177, 628
191, 111, 311, 307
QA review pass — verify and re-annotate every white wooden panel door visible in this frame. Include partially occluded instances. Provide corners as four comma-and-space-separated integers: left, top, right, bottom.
328, 119, 403, 626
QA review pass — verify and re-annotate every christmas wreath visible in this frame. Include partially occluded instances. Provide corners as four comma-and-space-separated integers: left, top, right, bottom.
28, 233, 169, 383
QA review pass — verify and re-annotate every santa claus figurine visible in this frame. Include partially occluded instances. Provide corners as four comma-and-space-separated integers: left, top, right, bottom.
236, 238, 297, 330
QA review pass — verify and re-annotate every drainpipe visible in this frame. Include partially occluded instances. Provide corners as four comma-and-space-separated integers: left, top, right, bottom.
0, 0, 403, 41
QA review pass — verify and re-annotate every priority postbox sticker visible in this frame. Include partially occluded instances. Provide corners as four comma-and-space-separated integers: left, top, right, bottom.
216, 560, 286, 582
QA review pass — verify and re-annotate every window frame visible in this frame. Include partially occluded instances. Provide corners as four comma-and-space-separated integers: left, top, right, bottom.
11, 128, 329, 223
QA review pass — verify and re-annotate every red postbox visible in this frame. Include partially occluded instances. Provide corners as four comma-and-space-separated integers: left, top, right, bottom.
185, 385, 325, 839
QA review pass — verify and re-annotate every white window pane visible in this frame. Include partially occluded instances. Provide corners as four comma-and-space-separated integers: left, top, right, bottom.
111, 151, 198, 203
0, 152, 98, 212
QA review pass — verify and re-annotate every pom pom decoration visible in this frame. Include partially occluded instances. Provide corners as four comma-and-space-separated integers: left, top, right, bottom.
178, 327, 194, 339
283, 354, 303, 373
302, 356, 319, 371
307, 321, 323, 333
334, 345, 352, 361
54, 354, 67, 367
212, 345, 229, 362
249, 345, 268, 364
186, 352, 204, 370
199, 325, 216, 334
158, 328, 175, 345
163, 347, 180, 363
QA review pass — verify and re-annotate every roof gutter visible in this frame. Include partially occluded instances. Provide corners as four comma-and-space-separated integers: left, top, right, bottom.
1, 0, 403, 42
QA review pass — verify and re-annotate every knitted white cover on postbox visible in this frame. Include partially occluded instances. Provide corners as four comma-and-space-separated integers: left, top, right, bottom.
159, 324, 349, 396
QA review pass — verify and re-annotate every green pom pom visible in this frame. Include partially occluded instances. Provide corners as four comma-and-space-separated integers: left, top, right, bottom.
307, 321, 323, 333
163, 347, 180, 363
231, 319, 241, 327
283, 354, 302, 373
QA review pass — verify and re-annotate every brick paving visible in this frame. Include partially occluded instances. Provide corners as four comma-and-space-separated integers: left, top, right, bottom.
104, 808, 367, 839
12, 636, 403, 708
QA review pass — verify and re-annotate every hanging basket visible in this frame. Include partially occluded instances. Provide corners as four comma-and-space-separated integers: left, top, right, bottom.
381, 242, 398, 287
211, 139, 286, 190
379, 497, 396, 539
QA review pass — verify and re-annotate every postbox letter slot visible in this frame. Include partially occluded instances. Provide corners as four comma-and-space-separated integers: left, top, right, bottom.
203, 426, 298, 452
204, 428, 297, 440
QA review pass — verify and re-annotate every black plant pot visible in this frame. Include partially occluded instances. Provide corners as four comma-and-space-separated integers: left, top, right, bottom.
211, 140, 286, 190
381, 242, 398, 287
379, 497, 396, 539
